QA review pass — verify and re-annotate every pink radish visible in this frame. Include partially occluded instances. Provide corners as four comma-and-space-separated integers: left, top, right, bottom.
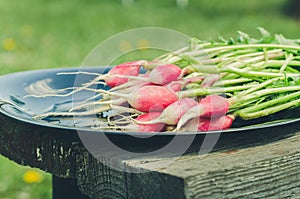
107, 64, 182, 86
137, 98, 198, 125
199, 95, 229, 118
105, 60, 146, 87
130, 112, 165, 132
94, 85, 178, 112
148, 64, 182, 85
127, 85, 178, 112
182, 115, 233, 132
176, 95, 229, 130
198, 115, 233, 131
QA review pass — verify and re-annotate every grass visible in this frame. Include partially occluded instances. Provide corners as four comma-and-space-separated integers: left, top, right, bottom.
0, 0, 299, 198
0, 156, 51, 199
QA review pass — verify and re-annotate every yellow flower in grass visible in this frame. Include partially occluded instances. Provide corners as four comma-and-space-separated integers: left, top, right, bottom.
23, 170, 43, 184
2, 38, 17, 51
137, 39, 149, 50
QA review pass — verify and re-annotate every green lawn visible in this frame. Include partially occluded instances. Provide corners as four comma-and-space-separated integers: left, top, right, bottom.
0, 0, 299, 198
0, 156, 51, 199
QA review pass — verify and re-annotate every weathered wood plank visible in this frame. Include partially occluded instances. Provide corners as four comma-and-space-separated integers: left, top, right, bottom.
124, 132, 300, 198
74, 146, 185, 199
0, 113, 80, 178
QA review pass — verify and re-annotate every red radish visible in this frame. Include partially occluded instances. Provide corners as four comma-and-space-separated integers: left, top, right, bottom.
182, 115, 233, 132
128, 85, 178, 112
105, 60, 146, 87
106, 64, 182, 86
198, 115, 233, 131
94, 85, 178, 112
131, 112, 165, 132
148, 64, 182, 85
176, 95, 229, 130
164, 98, 199, 124
199, 95, 229, 118
137, 98, 198, 125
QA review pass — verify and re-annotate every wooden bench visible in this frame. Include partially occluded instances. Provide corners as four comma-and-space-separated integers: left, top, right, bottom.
1, 111, 300, 198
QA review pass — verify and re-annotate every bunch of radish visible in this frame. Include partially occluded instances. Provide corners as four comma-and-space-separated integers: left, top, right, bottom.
32, 28, 300, 133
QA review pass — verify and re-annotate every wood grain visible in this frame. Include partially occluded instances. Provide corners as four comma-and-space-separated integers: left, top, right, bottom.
0, 113, 80, 178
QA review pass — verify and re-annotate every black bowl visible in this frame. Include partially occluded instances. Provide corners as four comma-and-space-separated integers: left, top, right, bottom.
1, 67, 300, 154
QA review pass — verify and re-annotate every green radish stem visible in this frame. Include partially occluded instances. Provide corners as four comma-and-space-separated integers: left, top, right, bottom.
185, 51, 285, 76
280, 54, 294, 73
213, 77, 253, 87
194, 49, 283, 65
226, 49, 283, 59
212, 49, 259, 59
229, 85, 300, 106
236, 77, 283, 96
235, 91, 300, 119
191, 44, 300, 55
178, 84, 256, 98
236, 97, 300, 120
250, 60, 300, 72
224, 67, 300, 79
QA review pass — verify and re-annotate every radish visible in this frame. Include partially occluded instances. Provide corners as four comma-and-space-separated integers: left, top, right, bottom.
164, 98, 198, 124
176, 95, 229, 130
137, 98, 198, 125
148, 64, 182, 85
129, 112, 165, 132
181, 115, 233, 132
127, 85, 178, 112
198, 115, 233, 131
105, 60, 146, 87
199, 95, 229, 118
76, 84, 178, 113
106, 64, 182, 86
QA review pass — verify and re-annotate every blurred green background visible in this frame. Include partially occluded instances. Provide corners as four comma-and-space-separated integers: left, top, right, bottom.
0, 0, 299, 198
